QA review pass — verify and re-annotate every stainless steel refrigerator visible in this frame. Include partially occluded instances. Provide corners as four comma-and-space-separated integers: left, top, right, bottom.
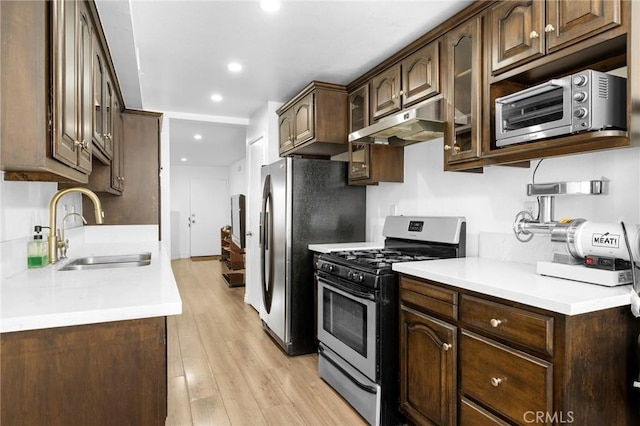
259, 157, 366, 355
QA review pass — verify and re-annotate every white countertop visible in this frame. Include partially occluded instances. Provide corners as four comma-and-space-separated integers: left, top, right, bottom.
308, 242, 384, 254
1, 229, 182, 333
393, 257, 633, 315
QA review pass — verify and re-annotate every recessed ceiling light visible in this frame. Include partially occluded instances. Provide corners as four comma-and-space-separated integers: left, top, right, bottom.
260, 0, 280, 12
210, 93, 223, 102
194, 134, 202, 140
180, 157, 187, 162
228, 62, 242, 73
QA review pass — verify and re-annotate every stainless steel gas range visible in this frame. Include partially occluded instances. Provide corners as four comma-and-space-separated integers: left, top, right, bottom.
316, 216, 466, 426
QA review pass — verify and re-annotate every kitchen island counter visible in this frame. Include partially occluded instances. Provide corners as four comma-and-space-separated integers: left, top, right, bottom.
0, 226, 181, 333
393, 257, 633, 315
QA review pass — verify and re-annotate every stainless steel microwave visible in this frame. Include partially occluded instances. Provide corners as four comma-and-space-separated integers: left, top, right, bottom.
495, 69, 626, 147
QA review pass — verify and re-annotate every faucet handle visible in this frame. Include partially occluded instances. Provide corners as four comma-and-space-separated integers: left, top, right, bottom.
55, 229, 68, 259
60, 239, 69, 260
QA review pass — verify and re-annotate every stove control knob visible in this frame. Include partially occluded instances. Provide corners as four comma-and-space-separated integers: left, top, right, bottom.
348, 271, 355, 280
356, 274, 365, 283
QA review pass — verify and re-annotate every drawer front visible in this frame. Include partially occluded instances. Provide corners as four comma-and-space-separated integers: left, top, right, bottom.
460, 295, 553, 355
400, 276, 458, 321
460, 331, 553, 425
460, 398, 510, 426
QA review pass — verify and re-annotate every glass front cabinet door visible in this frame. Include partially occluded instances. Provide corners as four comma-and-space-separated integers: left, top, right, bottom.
443, 15, 483, 167
348, 85, 371, 181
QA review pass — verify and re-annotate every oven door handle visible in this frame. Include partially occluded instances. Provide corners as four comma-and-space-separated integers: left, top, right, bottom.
496, 78, 567, 104
317, 274, 376, 301
318, 346, 378, 394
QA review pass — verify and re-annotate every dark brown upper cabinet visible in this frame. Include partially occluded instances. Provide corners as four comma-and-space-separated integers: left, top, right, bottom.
1, 0, 126, 183
277, 81, 348, 158
348, 84, 370, 134
490, 0, 622, 75
52, 0, 93, 175
371, 40, 441, 121
279, 91, 317, 154
371, 65, 402, 120
401, 42, 440, 107
443, 16, 483, 168
347, 84, 404, 185
92, 39, 115, 165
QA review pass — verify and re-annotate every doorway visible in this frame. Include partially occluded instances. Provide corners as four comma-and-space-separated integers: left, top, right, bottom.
245, 137, 265, 309
189, 178, 228, 257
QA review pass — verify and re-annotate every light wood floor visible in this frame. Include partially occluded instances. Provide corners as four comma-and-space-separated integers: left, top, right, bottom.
167, 258, 367, 426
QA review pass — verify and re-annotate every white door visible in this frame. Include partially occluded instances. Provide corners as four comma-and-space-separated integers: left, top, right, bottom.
189, 179, 228, 257
245, 137, 265, 309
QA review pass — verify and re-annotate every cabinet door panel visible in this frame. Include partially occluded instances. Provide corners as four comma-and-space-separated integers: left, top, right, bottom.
546, 0, 622, 52
104, 75, 115, 157
111, 98, 123, 192
402, 41, 440, 106
53, 0, 80, 168
293, 93, 314, 146
491, 0, 545, 74
444, 16, 483, 165
348, 84, 369, 133
77, 5, 92, 173
371, 65, 401, 120
400, 306, 456, 426
348, 143, 370, 181
278, 111, 294, 153
93, 44, 106, 152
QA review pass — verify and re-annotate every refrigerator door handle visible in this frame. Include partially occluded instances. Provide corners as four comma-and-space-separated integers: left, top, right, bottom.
261, 174, 274, 314
259, 212, 263, 248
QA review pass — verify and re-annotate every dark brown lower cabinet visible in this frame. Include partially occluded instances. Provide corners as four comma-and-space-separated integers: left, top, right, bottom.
400, 305, 457, 426
1, 317, 167, 426
399, 274, 640, 426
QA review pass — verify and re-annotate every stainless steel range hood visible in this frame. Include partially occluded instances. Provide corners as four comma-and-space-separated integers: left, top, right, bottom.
348, 95, 444, 145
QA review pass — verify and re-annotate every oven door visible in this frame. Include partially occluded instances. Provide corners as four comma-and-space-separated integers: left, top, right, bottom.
317, 273, 377, 381
495, 76, 573, 146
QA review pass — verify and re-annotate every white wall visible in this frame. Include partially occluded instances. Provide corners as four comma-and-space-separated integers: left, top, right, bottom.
366, 140, 640, 261
170, 165, 229, 259
228, 157, 247, 196
0, 174, 83, 278
247, 101, 283, 166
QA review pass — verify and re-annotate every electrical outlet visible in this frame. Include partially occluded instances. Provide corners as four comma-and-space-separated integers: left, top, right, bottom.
524, 201, 536, 216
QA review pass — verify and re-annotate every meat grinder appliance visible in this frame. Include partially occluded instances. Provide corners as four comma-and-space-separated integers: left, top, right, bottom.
512, 179, 640, 288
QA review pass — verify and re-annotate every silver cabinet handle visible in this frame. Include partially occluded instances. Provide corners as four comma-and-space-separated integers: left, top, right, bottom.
544, 24, 555, 33
490, 318, 502, 328
491, 377, 503, 387
530, 30, 539, 39
442, 343, 452, 351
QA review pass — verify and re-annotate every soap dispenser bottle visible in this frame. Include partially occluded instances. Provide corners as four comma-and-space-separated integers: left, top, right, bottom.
27, 226, 49, 268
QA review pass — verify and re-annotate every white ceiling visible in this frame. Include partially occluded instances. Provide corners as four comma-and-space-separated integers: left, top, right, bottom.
95, 0, 473, 167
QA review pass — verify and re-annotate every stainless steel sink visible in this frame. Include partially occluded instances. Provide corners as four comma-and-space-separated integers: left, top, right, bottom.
58, 252, 151, 271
